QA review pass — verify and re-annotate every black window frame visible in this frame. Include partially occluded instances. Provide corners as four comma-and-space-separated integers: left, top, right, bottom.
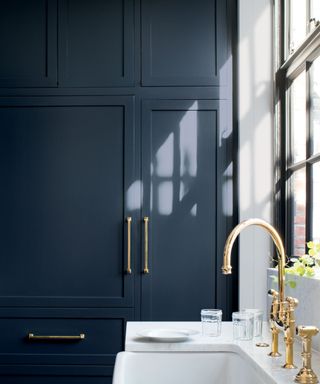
274, 0, 320, 257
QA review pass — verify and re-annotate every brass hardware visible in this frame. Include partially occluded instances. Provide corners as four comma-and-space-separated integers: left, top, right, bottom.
256, 342, 270, 348
126, 217, 132, 274
222, 219, 286, 305
143, 216, 149, 274
282, 297, 299, 369
28, 333, 85, 341
295, 326, 319, 384
269, 324, 281, 357
268, 289, 281, 357
221, 218, 299, 369
268, 289, 279, 321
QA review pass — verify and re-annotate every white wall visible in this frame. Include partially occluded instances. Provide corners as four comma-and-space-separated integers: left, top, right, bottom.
238, 0, 273, 315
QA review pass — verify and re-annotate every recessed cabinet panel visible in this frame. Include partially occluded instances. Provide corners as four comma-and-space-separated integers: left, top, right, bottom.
0, 310, 133, 366
0, 97, 134, 307
59, 0, 134, 87
0, 0, 57, 87
0, 377, 112, 384
141, 100, 221, 320
141, 0, 228, 86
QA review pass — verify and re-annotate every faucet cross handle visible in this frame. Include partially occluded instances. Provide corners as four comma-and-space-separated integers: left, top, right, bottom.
286, 296, 299, 308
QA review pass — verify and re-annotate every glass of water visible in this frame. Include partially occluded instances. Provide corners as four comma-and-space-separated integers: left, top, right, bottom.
201, 309, 222, 337
243, 309, 263, 337
232, 311, 254, 340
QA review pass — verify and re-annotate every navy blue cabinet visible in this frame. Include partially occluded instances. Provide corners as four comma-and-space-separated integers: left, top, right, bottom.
0, 96, 135, 308
141, 100, 233, 320
0, 308, 133, 369
58, 0, 135, 87
141, 0, 229, 86
0, 0, 236, 382
0, 0, 57, 87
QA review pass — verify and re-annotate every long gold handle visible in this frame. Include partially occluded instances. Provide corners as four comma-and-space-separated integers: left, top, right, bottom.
143, 217, 149, 274
28, 333, 85, 341
126, 217, 132, 274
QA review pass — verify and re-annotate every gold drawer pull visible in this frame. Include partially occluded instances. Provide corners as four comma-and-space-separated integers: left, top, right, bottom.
143, 216, 149, 274
28, 333, 85, 341
126, 217, 132, 274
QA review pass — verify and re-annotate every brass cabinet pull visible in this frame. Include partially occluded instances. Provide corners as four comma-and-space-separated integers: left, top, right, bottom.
143, 216, 149, 274
126, 217, 132, 274
28, 333, 85, 341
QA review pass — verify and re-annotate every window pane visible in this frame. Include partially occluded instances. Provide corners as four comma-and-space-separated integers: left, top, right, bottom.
289, 0, 307, 53
291, 167, 306, 256
311, 56, 320, 154
312, 163, 320, 242
291, 71, 306, 163
311, 0, 320, 22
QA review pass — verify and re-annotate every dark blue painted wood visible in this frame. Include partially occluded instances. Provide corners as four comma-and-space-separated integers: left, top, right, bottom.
0, 0, 237, 379
0, 0, 57, 87
0, 308, 133, 366
215, 99, 238, 319
58, 0, 134, 87
141, 0, 228, 86
0, 377, 112, 384
141, 99, 230, 320
0, 96, 135, 307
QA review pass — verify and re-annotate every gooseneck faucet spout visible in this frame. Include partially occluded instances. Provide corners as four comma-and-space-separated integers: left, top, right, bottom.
221, 218, 286, 304
221, 218, 298, 369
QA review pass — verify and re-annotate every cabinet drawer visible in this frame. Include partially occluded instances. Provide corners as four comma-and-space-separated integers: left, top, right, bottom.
0, 376, 112, 384
0, 316, 127, 365
0, 361, 114, 379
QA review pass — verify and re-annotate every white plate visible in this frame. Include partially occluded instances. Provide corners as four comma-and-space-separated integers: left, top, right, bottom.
136, 328, 198, 342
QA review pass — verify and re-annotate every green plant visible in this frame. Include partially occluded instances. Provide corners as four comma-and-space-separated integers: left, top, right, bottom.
286, 241, 320, 279
306, 241, 320, 266
270, 241, 320, 289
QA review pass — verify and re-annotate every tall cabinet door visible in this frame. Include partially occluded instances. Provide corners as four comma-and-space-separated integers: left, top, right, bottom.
0, 96, 135, 308
141, 100, 231, 320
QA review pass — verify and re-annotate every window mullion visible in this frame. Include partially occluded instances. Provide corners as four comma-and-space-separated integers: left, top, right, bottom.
307, 0, 311, 33
306, 62, 312, 248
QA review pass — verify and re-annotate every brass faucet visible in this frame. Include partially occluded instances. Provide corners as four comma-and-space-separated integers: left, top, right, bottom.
295, 325, 319, 384
221, 218, 298, 369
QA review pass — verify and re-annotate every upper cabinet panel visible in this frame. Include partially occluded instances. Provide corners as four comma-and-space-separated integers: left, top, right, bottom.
0, 0, 57, 88
59, 0, 134, 87
141, 0, 228, 87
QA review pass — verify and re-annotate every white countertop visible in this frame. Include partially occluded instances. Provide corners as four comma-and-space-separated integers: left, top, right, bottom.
125, 321, 320, 384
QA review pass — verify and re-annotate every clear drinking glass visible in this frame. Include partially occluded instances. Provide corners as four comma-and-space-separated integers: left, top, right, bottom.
243, 309, 263, 337
201, 309, 222, 337
232, 311, 254, 340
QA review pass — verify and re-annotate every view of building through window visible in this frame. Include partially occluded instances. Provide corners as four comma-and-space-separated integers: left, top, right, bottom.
275, 0, 320, 257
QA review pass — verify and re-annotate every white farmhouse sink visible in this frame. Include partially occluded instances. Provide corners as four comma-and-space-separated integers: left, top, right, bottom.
112, 351, 273, 384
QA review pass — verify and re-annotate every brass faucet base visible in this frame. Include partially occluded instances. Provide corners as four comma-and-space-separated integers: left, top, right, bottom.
268, 351, 281, 357
295, 368, 319, 384
283, 363, 297, 369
